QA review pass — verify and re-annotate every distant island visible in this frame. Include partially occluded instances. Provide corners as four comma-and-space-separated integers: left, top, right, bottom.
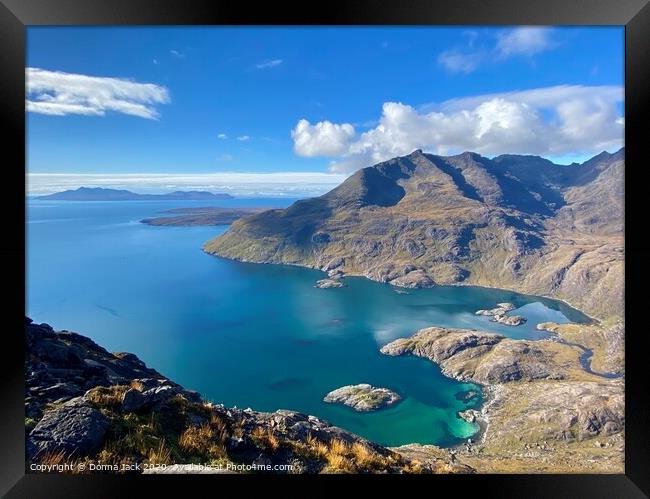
141, 206, 267, 226
36, 187, 234, 201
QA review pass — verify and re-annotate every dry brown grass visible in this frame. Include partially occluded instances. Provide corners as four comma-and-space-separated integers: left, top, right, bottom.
266, 428, 280, 451
350, 442, 380, 467
85, 385, 129, 408
313, 441, 329, 459
178, 424, 214, 454
403, 460, 426, 474
324, 453, 355, 473
129, 379, 145, 392
251, 426, 280, 451
322, 438, 356, 473
147, 440, 172, 465
251, 426, 266, 440
329, 438, 349, 456
210, 414, 227, 431
177, 422, 228, 460
305, 433, 329, 459
208, 413, 229, 444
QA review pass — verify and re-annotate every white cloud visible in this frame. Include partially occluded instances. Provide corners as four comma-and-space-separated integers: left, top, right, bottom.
236, 135, 250, 141
438, 27, 555, 74
256, 59, 283, 69
438, 49, 485, 74
291, 119, 356, 157
290, 85, 624, 173
216, 154, 233, 162
496, 27, 555, 58
217, 133, 228, 139
170, 49, 185, 59
27, 172, 348, 198
26, 68, 170, 120
153, 58, 158, 65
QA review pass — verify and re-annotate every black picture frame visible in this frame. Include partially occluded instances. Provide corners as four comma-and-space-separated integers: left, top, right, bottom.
2, 0, 648, 496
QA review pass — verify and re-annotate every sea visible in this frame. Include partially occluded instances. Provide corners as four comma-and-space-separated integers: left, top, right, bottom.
26, 198, 589, 447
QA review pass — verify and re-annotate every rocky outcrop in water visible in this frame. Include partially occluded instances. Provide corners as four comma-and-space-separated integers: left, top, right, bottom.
323, 384, 402, 412
475, 303, 527, 326
205, 149, 624, 321
315, 278, 343, 289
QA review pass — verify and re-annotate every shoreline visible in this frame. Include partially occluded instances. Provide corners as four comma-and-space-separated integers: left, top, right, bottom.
202, 249, 602, 324
202, 250, 612, 452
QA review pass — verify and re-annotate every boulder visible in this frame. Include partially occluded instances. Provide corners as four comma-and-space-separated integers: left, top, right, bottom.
121, 388, 146, 412
27, 397, 109, 459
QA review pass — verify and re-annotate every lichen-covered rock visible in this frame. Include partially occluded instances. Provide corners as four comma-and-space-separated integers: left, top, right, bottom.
323, 384, 401, 412
27, 397, 109, 459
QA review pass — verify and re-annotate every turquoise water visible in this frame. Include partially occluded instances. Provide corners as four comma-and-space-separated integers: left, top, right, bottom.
26, 199, 588, 447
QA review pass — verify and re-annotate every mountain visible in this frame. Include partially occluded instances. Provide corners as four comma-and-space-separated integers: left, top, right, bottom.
36, 187, 234, 201
205, 149, 624, 320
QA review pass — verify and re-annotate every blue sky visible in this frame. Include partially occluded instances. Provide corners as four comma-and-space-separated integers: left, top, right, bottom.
26, 26, 624, 195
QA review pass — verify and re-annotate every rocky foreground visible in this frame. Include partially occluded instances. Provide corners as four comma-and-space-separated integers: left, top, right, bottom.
24, 315, 625, 474
381, 324, 624, 473
323, 384, 401, 412
24, 318, 471, 474
204, 148, 624, 321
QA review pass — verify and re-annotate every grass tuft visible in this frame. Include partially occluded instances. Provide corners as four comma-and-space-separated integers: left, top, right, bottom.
85, 385, 129, 408
147, 439, 172, 465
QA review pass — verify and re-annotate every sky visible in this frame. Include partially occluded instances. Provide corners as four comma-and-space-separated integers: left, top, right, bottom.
26, 26, 624, 196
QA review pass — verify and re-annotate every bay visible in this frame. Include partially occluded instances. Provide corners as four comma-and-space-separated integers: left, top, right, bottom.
26, 198, 587, 447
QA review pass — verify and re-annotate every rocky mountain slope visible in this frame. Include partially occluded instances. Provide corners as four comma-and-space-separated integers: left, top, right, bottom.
205, 148, 624, 320
24, 319, 471, 474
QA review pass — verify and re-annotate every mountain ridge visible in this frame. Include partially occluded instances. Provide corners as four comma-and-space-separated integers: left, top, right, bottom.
205, 148, 624, 320
36, 187, 234, 201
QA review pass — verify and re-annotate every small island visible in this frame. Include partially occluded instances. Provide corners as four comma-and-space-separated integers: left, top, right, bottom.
141, 207, 267, 227
315, 278, 344, 289
475, 302, 527, 326
323, 384, 402, 412
36, 187, 234, 201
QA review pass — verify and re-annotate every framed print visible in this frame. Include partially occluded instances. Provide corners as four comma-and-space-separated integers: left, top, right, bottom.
1, 0, 649, 496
